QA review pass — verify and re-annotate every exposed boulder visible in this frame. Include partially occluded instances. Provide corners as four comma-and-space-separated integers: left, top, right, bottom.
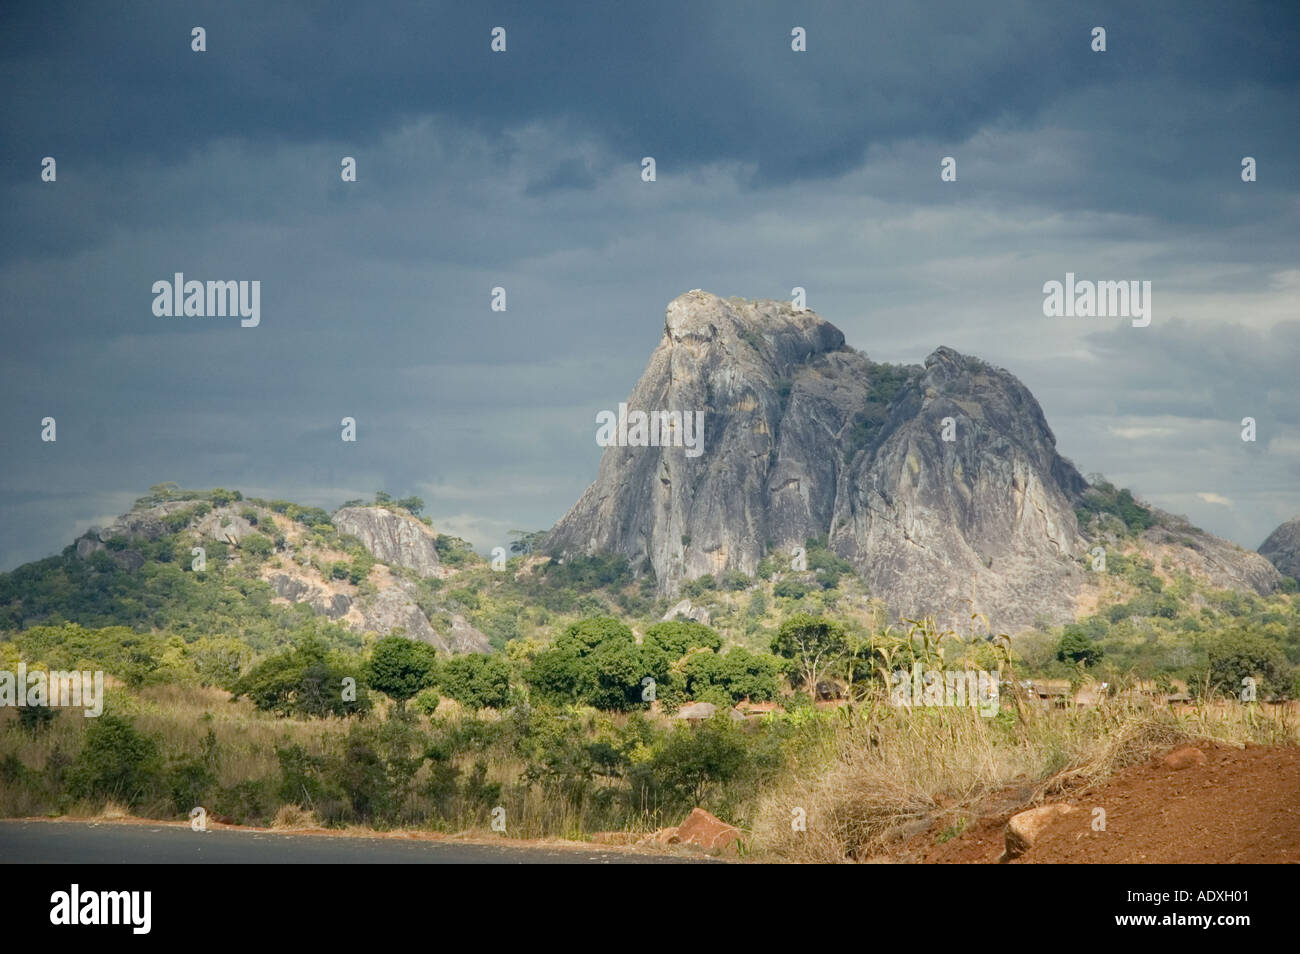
268, 573, 312, 603
674, 701, 717, 721
195, 508, 257, 546
355, 586, 491, 655
323, 593, 352, 618
445, 613, 492, 654
358, 586, 445, 646
1162, 746, 1207, 770
75, 535, 104, 560
75, 502, 194, 558
830, 346, 1088, 630
548, 291, 863, 587
110, 550, 146, 573
101, 510, 167, 541
661, 599, 710, 624
636, 807, 744, 855
1000, 803, 1074, 862
546, 291, 1089, 631
673, 807, 744, 855
331, 506, 442, 577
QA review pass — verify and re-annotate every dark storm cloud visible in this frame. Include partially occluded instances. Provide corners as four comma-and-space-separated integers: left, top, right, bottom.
0, 1, 1298, 569
4, 2, 1296, 182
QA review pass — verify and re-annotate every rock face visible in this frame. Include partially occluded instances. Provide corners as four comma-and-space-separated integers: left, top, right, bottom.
331, 507, 441, 577
1144, 513, 1282, 594
829, 345, 1088, 630
547, 291, 1281, 631
358, 586, 446, 645
73, 501, 194, 557
546, 291, 1090, 630
548, 291, 860, 582
268, 573, 352, 620
197, 509, 256, 545
1259, 517, 1300, 580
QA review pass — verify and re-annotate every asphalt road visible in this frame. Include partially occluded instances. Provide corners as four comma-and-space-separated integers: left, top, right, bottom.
0, 821, 699, 864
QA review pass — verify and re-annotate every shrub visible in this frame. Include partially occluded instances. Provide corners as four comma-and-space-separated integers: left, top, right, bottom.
242, 534, 273, 558
773, 579, 809, 600
17, 703, 58, 733
411, 687, 441, 715
67, 714, 162, 807
650, 717, 751, 807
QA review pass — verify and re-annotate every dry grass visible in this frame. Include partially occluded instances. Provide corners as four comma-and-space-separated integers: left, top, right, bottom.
747, 696, 1299, 863
271, 803, 318, 829
6, 680, 1296, 855
97, 800, 131, 820
0, 684, 353, 818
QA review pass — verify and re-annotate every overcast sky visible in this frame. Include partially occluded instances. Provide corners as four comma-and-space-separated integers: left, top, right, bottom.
1, 0, 1297, 570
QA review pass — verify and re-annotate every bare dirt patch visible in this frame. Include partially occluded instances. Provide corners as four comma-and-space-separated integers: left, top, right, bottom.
921, 742, 1300, 864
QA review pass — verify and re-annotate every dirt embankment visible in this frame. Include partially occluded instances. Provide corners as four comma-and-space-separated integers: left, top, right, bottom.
923, 743, 1300, 864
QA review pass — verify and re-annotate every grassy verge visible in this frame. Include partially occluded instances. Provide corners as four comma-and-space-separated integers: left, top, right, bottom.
747, 697, 1299, 862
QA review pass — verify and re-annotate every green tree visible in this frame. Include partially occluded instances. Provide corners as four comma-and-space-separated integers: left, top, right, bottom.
773, 579, 809, 600
1057, 629, 1104, 667
438, 654, 512, 710
673, 648, 784, 707
395, 496, 425, 516
578, 639, 648, 711
525, 617, 648, 711
643, 620, 722, 659
233, 632, 368, 717
367, 636, 438, 710
1206, 629, 1291, 699
242, 533, 273, 558
772, 613, 847, 698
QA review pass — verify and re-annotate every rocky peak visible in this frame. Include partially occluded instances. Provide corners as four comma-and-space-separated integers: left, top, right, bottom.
548, 291, 1281, 631
545, 292, 1089, 631
663, 290, 846, 371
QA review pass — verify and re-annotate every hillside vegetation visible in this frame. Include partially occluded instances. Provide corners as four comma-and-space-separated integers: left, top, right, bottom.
1, 484, 1298, 856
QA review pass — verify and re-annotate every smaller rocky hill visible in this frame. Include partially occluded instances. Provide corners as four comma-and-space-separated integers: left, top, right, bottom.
67, 497, 488, 655
1259, 517, 1300, 581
